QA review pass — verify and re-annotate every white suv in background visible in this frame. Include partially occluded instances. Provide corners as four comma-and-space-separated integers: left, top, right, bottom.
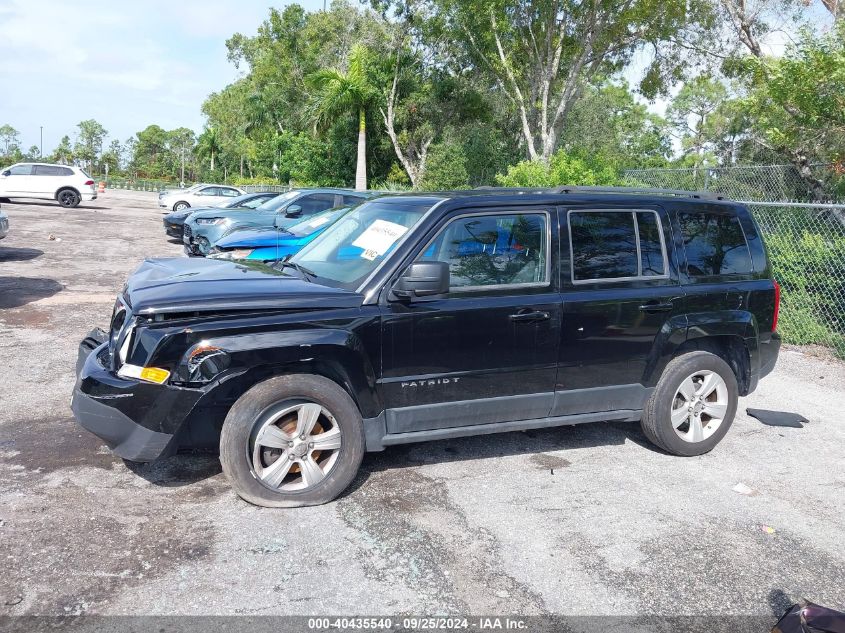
158, 184, 245, 212
0, 163, 97, 208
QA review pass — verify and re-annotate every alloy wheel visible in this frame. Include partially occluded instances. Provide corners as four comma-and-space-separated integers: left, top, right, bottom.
670, 370, 729, 443
250, 401, 342, 492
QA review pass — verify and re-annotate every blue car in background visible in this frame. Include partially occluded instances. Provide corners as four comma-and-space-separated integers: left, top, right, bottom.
184, 188, 373, 255
208, 207, 350, 261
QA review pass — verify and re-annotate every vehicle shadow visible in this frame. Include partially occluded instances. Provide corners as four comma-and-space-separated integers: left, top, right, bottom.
343, 420, 649, 498
0, 246, 44, 262
0, 276, 63, 309
131, 419, 648, 492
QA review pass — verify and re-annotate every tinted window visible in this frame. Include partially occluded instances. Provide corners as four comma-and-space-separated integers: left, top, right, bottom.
220, 187, 240, 197
419, 213, 548, 288
197, 187, 219, 196
679, 212, 752, 276
33, 165, 70, 176
570, 211, 638, 281
7, 164, 32, 176
343, 194, 366, 206
297, 193, 337, 214
637, 211, 665, 276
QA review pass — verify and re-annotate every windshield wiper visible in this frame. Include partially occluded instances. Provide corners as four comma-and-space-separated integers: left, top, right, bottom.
272, 256, 316, 282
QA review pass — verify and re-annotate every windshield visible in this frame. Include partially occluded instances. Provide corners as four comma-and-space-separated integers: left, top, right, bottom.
255, 190, 299, 212
286, 207, 349, 237
291, 199, 434, 290
221, 193, 270, 209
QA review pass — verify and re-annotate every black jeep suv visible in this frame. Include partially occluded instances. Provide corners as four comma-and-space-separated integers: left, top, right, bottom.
72, 187, 780, 507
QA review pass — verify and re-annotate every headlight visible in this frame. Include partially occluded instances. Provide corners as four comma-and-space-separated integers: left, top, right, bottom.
196, 217, 224, 225
209, 249, 254, 260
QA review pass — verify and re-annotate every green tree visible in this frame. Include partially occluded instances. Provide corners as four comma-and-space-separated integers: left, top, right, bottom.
735, 22, 845, 199
308, 43, 379, 190
0, 124, 20, 160
74, 119, 108, 173
196, 127, 221, 172
420, 140, 469, 189
23, 145, 40, 161
496, 150, 617, 187
101, 139, 123, 174
49, 135, 74, 165
413, 0, 712, 162
666, 75, 731, 169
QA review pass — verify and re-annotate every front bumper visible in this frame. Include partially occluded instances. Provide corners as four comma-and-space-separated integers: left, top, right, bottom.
163, 219, 183, 238
71, 329, 204, 462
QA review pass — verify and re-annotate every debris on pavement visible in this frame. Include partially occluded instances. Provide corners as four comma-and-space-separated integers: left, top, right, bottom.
733, 482, 759, 496
747, 408, 808, 428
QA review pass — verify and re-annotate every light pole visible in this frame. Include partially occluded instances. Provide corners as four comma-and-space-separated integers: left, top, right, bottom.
40, 126, 43, 158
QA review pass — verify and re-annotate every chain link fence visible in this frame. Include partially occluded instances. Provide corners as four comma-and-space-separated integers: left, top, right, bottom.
623, 166, 845, 358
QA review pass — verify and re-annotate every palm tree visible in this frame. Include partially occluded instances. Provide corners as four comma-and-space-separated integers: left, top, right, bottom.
197, 127, 221, 172
307, 44, 377, 190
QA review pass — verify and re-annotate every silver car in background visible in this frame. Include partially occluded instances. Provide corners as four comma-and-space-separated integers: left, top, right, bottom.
158, 184, 245, 212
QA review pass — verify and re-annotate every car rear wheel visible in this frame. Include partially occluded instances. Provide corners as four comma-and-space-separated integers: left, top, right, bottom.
57, 189, 80, 208
640, 351, 738, 456
173, 201, 189, 212
220, 374, 365, 508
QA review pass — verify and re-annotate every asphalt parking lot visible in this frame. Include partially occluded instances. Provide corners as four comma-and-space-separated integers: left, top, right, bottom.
1, 190, 844, 623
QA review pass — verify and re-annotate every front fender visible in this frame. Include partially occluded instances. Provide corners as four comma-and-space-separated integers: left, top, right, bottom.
180, 325, 381, 418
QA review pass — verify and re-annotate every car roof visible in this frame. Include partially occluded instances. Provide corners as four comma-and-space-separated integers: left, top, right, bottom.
381, 186, 739, 209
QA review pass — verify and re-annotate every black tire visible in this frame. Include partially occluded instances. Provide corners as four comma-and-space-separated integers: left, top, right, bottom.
640, 351, 738, 456
173, 201, 189, 212
57, 189, 80, 208
220, 374, 365, 508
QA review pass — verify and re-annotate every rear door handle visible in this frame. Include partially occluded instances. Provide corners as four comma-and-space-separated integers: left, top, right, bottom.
639, 301, 674, 313
509, 309, 550, 323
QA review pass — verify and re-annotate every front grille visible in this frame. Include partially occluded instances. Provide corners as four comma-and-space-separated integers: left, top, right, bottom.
183, 224, 193, 239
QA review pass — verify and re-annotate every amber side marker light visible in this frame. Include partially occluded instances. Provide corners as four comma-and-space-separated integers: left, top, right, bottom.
140, 367, 171, 384
118, 364, 171, 384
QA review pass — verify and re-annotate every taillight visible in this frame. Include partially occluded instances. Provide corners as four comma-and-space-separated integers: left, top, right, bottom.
84, 179, 94, 186
772, 279, 781, 332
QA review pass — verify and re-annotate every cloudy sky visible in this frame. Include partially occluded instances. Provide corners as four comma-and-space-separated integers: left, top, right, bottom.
0, 0, 832, 156
0, 0, 324, 153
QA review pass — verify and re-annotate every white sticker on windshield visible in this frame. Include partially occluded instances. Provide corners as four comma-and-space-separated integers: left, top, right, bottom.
308, 216, 331, 229
352, 220, 408, 258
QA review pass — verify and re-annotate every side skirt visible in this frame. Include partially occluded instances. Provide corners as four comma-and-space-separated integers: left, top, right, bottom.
362, 409, 642, 452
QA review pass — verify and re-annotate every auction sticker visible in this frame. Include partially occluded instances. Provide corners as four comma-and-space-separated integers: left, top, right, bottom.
352, 220, 408, 259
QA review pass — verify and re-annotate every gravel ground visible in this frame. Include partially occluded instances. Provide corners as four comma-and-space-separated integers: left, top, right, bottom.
0, 191, 844, 626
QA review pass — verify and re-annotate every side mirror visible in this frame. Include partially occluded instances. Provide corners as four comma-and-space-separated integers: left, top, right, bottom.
284, 204, 303, 218
1, 171, 9, 177
392, 261, 450, 299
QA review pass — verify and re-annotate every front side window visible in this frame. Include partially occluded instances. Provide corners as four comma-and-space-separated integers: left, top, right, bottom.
7, 164, 32, 176
679, 212, 752, 276
417, 212, 548, 289
569, 210, 667, 282
256, 191, 299, 212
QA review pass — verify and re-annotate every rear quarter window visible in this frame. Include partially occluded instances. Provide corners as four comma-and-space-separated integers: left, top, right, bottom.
679, 211, 753, 276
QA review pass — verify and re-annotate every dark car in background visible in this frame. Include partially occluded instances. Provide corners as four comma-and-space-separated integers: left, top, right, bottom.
0, 206, 8, 240
72, 186, 780, 508
162, 191, 279, 239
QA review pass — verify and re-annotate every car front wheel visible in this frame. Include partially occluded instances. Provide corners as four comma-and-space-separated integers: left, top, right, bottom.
640, 351, 738, 456
173, 201, 189, 212
220, 374, 365, 508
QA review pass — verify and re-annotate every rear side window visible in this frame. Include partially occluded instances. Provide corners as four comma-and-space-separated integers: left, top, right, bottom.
569, 210, 667, 282
343, 194, 366, 206
679, 212, 752, 276
33, 165, 72, 176
298, 193, 338, 214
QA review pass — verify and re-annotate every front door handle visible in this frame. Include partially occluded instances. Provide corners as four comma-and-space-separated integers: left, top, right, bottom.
639, 301, 674, 313
509, 309, 550, 323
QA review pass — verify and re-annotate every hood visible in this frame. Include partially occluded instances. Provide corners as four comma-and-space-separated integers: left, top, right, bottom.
216, 228, 295, 249
124, 257, 361, 315
188, 208, 257, 221
164, 206, 215, 222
